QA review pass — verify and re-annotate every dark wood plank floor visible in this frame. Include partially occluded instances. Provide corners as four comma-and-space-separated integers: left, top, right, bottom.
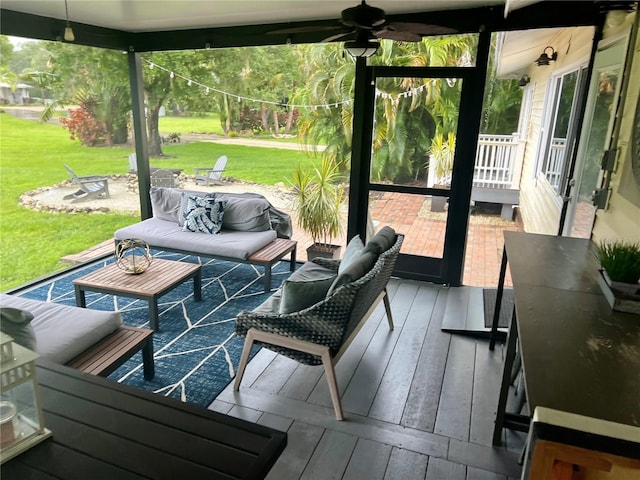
213, 279, 526, 480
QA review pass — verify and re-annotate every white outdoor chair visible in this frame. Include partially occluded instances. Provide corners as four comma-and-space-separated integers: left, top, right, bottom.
195, 155, 227, 186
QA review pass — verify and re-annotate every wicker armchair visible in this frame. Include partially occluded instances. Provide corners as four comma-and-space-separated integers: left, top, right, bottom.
234, 232, 404, 420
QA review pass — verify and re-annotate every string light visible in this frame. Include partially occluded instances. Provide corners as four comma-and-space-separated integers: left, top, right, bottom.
142, 59, 431, 110
142, 59, 349, 110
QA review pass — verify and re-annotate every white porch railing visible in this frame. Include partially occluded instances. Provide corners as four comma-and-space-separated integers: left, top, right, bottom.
473, 134, 519, 189
543, 138, 567, 191
427, 133, 522, 190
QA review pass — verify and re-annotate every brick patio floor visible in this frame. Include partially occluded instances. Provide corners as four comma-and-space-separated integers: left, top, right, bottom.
291, 191, 520, 288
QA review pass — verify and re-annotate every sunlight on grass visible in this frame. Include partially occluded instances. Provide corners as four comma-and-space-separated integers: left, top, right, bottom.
0, 113, 318, 290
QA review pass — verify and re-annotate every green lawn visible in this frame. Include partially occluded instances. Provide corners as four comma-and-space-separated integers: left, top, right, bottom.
0, 113, 318, 291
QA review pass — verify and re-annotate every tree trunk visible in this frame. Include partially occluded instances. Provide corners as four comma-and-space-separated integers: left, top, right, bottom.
272, 110, 280, 135
147, 104, 164, 156
261, 108, 270, 132
284, 109, 294, 135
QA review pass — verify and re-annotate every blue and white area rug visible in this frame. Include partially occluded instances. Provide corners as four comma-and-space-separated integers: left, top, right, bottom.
15, 251, 293, 408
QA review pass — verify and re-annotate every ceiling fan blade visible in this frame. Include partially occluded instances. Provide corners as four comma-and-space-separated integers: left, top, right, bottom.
323, 30, 356, 43
374, 28, 422, 42
384, 22, 458, 36
268, 24, 343, 35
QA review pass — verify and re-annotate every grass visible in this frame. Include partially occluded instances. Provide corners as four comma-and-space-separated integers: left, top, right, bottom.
159, 113, 223, 135
0, 112, 318, 291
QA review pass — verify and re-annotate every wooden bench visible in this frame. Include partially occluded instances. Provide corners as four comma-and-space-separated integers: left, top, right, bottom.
66, 325, 154, 380
248, 238, 297, 292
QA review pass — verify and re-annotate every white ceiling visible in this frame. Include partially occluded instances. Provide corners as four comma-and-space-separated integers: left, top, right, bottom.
2, 0, 507, 33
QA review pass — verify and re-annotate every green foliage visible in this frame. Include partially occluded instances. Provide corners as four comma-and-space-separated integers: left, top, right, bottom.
291, 158, 344, 245
597, 240, 640, 284
0, 36, 13, 68
429, 133, 456, 185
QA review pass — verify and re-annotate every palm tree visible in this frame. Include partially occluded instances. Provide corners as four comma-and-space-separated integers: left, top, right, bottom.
295, 35, 477, 184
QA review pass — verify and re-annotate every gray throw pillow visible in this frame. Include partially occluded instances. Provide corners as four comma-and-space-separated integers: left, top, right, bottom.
149, 186, 182, 223
218, 196, 272, 232
279, 276, 336, 314
0, 307, 37, 351
181, 195, 227, 234
328, 251, 378, 296
278, 261, 336, 314
363, 226, 396, 255
339, 235, 365, 275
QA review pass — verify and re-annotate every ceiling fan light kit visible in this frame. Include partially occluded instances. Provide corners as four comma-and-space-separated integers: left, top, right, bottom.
345, 38, 380, 58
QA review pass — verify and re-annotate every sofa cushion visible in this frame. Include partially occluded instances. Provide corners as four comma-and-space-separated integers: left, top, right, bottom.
339, 235, 365, 275
218, 196, 272, 232
327, 251, 377, 296
363, 226, 396, 255
278, 262, 337, 314
182, 195, 226, 234
0, 294, 122, 364
150, 186, 182, 223
0, 307, 37, 351
115, 217, 277, 260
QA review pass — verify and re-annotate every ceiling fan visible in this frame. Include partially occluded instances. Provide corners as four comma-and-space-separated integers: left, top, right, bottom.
268, 0, 458, 44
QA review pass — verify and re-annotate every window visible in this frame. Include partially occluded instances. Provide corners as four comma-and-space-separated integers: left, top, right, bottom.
537, 66, 588, 193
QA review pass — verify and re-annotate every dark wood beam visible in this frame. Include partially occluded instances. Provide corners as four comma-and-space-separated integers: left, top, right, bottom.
0, 9, 131, 50
2, 2, 605, 53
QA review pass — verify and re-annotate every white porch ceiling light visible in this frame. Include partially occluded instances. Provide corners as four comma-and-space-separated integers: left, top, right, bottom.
64, 0, 75, 42
345, 31, 379, 58
345, 38, 379, 58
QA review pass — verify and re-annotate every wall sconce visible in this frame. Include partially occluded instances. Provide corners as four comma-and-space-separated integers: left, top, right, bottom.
63, 0, 75, 42
518, 75, 530, 87
535, 46, 557, 66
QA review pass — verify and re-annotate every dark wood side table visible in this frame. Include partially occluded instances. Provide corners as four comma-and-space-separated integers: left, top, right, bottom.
1, 361, 287, 479
491, 232, 640, 446
73, 259, 202, 331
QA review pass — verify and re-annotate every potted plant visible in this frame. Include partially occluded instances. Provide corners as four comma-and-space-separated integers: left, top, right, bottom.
291, 157, 344, 260
428, 133, 455, 212
597, 240, 640, 296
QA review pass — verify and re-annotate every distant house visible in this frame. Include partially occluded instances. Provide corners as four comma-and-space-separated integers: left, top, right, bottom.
0, 82, 31, 104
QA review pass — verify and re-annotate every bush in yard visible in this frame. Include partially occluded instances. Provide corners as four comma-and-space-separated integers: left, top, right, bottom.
60, 104, 107, 147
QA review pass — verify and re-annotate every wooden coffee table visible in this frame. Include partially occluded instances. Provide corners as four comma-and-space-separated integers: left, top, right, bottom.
73, 259, 202, 331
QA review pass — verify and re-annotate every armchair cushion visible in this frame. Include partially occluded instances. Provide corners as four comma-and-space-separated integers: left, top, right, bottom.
339, 235, 365, 275
328, 251, 377, 296
279, 261, 336, 314
363, 226, 396, 255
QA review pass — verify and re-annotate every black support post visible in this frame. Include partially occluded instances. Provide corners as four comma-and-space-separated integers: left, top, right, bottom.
128, 50, 152, 220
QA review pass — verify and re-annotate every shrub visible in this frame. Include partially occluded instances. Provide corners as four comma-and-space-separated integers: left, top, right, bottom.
60, 105, 107, 146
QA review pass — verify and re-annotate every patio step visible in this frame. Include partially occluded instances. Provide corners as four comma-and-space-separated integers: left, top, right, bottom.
61, 239, 114, 264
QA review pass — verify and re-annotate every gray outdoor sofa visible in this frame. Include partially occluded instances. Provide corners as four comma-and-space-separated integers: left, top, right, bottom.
0, 293, 155, 379
114, 187, 295, 291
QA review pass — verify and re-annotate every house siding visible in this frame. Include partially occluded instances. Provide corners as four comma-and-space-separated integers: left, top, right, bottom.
592, 12, 640, 243
518, 26, 595, 234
